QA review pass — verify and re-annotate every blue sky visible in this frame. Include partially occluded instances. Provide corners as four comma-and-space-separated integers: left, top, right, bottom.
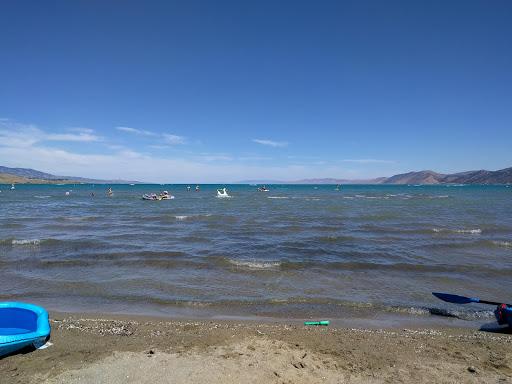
0, 1, 511, 182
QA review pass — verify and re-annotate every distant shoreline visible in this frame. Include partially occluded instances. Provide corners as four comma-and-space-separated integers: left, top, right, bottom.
1, 181, 512, 186
1, 165, 512, 185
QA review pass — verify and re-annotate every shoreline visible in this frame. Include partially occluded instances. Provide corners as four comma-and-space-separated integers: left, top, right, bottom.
38, 300, 500, 330
2, 312, 512, 383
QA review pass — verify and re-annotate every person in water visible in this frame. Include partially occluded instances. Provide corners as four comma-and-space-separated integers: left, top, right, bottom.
496, 304, 512, 327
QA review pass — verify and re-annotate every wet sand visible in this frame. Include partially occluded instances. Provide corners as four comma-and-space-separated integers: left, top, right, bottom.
1, 313, 512, 383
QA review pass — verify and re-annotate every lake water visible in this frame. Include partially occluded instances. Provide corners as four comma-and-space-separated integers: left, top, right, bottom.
1, 184, 511, 325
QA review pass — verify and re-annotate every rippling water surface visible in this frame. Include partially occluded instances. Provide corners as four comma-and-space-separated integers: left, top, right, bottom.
1, 184, 511, 323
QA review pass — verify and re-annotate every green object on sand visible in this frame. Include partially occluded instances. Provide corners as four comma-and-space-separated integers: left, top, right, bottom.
304, 320, 329, 326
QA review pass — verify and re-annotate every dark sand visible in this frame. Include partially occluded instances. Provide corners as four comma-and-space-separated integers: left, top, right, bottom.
2, 313, 512, 383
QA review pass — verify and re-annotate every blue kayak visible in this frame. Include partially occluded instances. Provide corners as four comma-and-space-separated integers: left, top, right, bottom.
0, 302, 51, 357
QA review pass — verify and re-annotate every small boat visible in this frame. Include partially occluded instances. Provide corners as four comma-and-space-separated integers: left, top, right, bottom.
257, 186, 270, 192
0, 302, 51, 357
11, 183, 15, 190
142, 193, 161, 201
216, 188, 231, 198
159, 191, 175, 200
142, 191, 174, 201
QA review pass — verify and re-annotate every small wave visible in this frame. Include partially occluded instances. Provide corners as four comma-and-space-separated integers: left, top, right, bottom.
455, 229, 482, 234
317, 235, 357, 243
388, 305, 495, 321
225, 258, 281, 270
11, 239, 41, 246
433, 228, 482, 234
174, 213, 213, 221
62, 216, 99, 222
351, 194, 392, 200
491, 240, 512, 249
267, 196, 289, 199
0, 238, 92, 248
34, 195, 51, 199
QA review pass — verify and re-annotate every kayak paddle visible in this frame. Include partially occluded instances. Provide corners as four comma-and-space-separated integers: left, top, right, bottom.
432, 292, 508, 306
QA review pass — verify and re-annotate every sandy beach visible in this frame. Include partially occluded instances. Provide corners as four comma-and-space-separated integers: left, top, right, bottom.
1, 313, 511, 383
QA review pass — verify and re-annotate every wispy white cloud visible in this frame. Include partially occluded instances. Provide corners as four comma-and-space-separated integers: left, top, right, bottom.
116, 126, 156, 136
68, 127, 95, 134
238, 156, 272, 161
341, 159, 395, 164
163, 134, 186, 145
0, 142, 355, 182
0, 119, 398, 182
252, 139, 288, 148
46, 132, 101, 142
0, 120, 101, 145
116, 126, 186, 145
196, 153, 233, 162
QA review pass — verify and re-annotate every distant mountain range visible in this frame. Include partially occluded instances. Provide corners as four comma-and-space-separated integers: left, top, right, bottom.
241, 166, 512, 185
0, 166, 140, 184
1, 165, 512, 185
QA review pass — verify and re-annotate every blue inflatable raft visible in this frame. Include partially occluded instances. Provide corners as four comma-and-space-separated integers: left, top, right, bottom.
0, 302, 51, 357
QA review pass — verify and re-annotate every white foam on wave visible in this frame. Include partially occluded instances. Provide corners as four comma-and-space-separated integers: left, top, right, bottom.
228, 259, 281, 270
432, 228, 482, 234
175, 214, 212, 221
455, 229, 482, 234
267, 196, 289, 199
492, 241, 512, 248
11, 239, 41, 245
34, 195, 51, 199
